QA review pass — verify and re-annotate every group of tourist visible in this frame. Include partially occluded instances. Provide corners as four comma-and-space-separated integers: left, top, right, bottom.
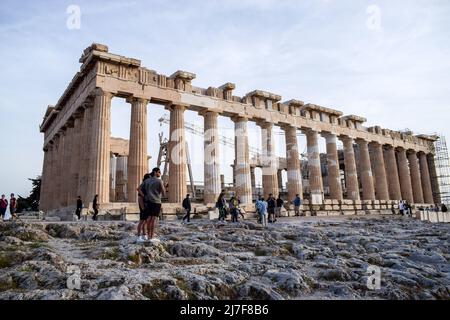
0, 193, 18, 221
74, 194, 99, 221
397, 200, 448, 217
215, 191, 245, 223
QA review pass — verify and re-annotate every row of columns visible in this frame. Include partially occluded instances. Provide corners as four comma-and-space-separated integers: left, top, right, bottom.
40, 91, 438, 211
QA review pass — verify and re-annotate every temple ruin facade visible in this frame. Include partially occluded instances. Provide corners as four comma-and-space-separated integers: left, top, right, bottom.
39, 43, 440, 219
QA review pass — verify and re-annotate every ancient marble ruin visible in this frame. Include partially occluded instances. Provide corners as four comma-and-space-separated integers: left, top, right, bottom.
39, 43, 440, 220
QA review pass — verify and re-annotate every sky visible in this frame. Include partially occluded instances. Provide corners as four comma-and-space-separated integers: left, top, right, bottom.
0, 0, 449, 197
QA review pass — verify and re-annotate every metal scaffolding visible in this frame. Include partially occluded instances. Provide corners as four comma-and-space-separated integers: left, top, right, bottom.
435, 134, 450, 204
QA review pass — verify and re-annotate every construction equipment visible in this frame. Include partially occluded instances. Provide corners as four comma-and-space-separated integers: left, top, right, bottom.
435, 134, 450, 204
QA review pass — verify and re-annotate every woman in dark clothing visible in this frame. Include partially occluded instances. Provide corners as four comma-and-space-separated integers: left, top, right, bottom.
92, 195, 99, 221
216, 191, 227, 221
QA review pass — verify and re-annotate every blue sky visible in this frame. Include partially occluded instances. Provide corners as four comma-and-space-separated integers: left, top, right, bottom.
1, 0, 449, 197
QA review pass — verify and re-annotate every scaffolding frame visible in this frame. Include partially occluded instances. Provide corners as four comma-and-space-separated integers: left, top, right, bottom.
435, 134, 450, 204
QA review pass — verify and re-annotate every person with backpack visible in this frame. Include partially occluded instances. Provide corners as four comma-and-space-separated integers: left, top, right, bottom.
0, 195, 8, 221
182, 194, 192, 223
216, 191, 227, 221
140, 168, 166, 242
267, 194, 276, 223
136, 173, 151, 243
442, 203, 448, 213
229, 196, 240, 223
256, 197, 268, 228
292, 194, 302, 217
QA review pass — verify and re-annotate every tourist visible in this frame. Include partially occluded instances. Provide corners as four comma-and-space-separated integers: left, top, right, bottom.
216, 191, 227, 222
434, 204, 440, 213
406, 202, 413, 217
92, 195, 99, 221
141, 167, 166, 242
9, 193, 17, 219
399, 201, 405, 216
182, 194, 192, 223
256, 197, 268, 228
267, 194, 276, 223
229, 196, 240, 223
276, 195, 284, 218
442, 204, 448, 213
0, 195, 8, 221
75, 196, 83, 220
136, 173, 151, 242
292, 194, 302, 217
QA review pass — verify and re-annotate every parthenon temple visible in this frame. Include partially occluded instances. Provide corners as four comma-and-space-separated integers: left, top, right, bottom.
39, 43, 440, 220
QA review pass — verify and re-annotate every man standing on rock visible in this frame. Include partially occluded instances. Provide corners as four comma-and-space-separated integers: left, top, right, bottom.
267, 194, 276, 223
137, 173, 151, 242
141, 167, 166, 243
9, 193, 17, 219
0, 195, 8, 221
182, 194, 192, 223
276, 195, 284, 218
292, 194, 302, 217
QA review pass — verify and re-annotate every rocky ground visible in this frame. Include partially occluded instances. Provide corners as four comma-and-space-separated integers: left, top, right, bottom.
0, 215, 449, 300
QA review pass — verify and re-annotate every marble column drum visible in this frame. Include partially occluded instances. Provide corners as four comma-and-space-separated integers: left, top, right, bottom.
397, 148, 414, 203
285, 125, 303, 201
168, 104, 187, 204
369, 142, 389, 200
127, 98, 148, 203
324, 133, 343, 200
233, 117, 252, 204
203, 111, 221, 205
342, 136, 360, 200
356, 139, 375, 200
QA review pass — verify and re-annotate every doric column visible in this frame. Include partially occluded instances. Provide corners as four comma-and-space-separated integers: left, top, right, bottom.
69, 116, 82, 204
110, 154, 117, 202
324, 133, 342, 200
259, 122, 279, 198
356, 139, 375, 200
419, 152, 434, 204
88, 89, 113, 205
341, 136, 360, 200
369, 142, 389, 200
115, 156, 128, 202
168, 104, 187, 203
49, 137, 60, 210
39, 146, 51, 211
305, 129, 323, 203
78, 104, 93, 204
57, 129, 67, 208
407, 150, 424, 203
233, 117, 252, 204
277, 169, 283, 190
397, 148, 414, 203
203, 111, 221, 205
384, 145, 402, 200
61, 124, 75, 207
250, 167, 256, 189
285, 125, 303, 201
127, 97, 148, 203
427, 154, 441, 204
